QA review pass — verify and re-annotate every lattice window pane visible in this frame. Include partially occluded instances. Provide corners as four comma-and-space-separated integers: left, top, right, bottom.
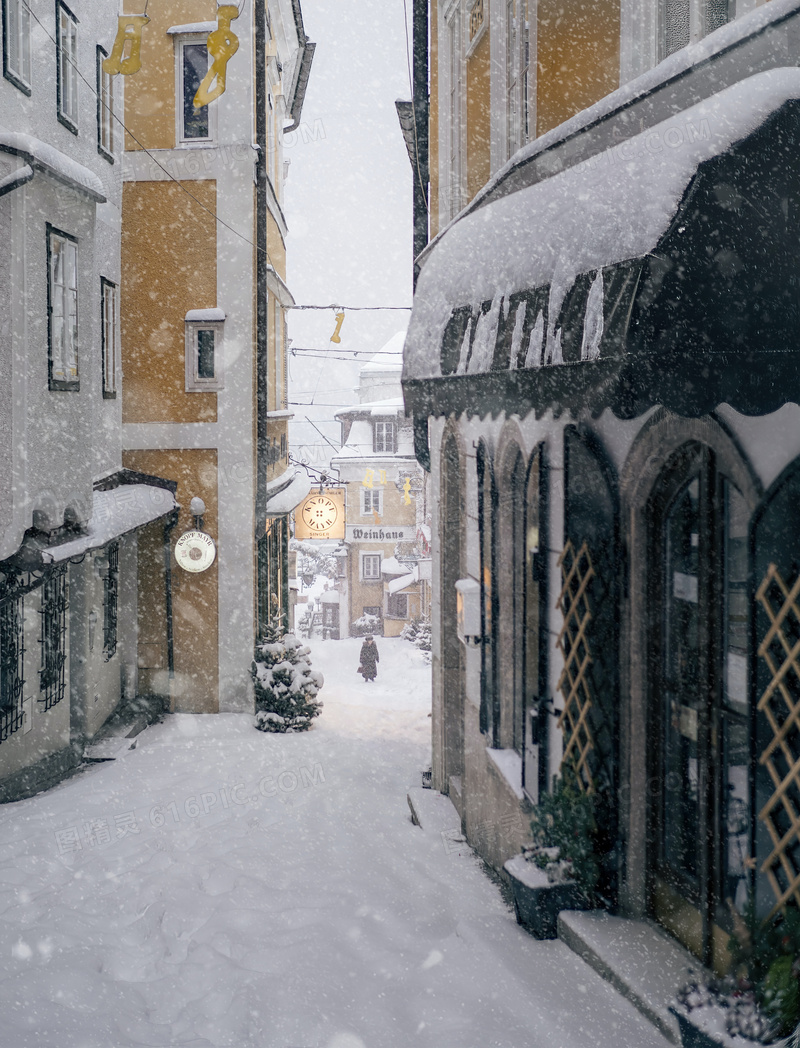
756, 563, 800, 917
556, 540, 596, 792
40, 567, 67, 711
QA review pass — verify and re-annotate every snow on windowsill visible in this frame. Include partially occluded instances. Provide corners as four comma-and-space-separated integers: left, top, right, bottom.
167, 22, 216, 35
486, 747, 525, 801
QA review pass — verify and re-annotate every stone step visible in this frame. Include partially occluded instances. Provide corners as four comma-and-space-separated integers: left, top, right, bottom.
558, 910, 703, 1045
407, 786, 461, 834
84, 737, 138, 762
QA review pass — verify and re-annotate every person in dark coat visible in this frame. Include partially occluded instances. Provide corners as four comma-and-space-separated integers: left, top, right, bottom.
359, 636, 379, 682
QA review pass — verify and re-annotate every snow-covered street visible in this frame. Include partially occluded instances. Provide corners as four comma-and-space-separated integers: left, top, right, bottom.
0, 637, 668, 1048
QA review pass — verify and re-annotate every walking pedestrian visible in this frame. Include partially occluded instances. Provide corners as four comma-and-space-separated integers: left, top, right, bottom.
358, 635, 379, 683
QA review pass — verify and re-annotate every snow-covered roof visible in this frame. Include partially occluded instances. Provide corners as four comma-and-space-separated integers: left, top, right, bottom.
36, 484, 177, 565
185, 308, 226, 323
266, 469, 312, 516
319, 590, 339, 604
404, 68, 800, 383
335, 397, 404, 419
0, 130, 105, 202
381, 557, 411, 577
388, 565, 419, 594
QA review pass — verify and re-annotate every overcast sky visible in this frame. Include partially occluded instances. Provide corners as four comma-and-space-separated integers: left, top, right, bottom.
283, 0, 414, 471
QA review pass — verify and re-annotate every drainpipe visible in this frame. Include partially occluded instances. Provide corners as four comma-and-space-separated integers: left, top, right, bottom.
255, 3, 268, 541
163, 510, 178, 680
412, 0, 429, 289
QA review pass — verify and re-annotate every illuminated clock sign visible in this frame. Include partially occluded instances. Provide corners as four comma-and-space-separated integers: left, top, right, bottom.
295, 489, 345, 541
175, 530, 217, 573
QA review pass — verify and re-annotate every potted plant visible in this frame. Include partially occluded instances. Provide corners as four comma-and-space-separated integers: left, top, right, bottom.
504, 773, 599, 939
671, 905, 800, 1047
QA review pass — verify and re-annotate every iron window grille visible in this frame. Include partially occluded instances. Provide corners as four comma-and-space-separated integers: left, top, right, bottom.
39, 566, 67, 711
56, 1, 78, 133
373, 421, 397, 454
0, 590, 25, 743
103, 543, 119, 661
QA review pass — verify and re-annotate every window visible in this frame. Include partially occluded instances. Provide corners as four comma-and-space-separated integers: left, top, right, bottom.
47, 226, 79, 391
57, 2, 78, 132
445, 4, 463, 220
102, 544, 119, 661
3, 0, 31, 93
373, 421, 396, 454
704, 0, 730, 35
101, 278, 117, 398
96, 45, 114, 160
0, 591, 25, 743
387, 592, 408, 619
185, 318, 224, 391
40, 567, 67, 711
361, 554, 382, 581
361, 488, 383, 516
178, 39, 211, 142
506, 0, 518, 158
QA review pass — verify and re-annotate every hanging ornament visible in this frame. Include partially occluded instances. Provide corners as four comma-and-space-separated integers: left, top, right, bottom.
194, 5, 240, 109
330, 311, 345, 344
103, 15, 150, 76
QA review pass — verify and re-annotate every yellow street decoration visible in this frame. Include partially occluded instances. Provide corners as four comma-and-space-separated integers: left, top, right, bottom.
103, 15, 150, 76
403, 477, 412, 505
378, 469, 387, 485
363, 468, 374, 489
330, 311, 345, 344
194, 6, 240, 109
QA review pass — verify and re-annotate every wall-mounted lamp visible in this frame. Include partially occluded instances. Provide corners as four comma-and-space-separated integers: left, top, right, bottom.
190, 497, 206, 531
455, 578, 482, 647
88, 608, 98, 652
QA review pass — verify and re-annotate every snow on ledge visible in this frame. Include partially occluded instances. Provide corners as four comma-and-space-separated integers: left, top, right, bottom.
0, 129, 105, 201
486, 747, 525, 800
185, 308, 226, 323
167, 22, 215, 34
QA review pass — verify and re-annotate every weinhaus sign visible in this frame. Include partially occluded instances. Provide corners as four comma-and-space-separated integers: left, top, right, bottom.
346, 526, 416, 542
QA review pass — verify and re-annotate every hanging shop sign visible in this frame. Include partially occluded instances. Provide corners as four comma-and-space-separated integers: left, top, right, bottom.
175, 530, 217, 573
103, 5, 240, 109
295, 489, 346, 541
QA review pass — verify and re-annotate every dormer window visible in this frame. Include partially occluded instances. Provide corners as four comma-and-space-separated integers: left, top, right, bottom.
185, 308, 225, 391
373, 420, 396, 454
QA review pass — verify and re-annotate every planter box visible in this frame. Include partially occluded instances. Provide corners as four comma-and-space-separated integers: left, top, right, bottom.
504, 854, 589, 940
670, 1003, 787, 1048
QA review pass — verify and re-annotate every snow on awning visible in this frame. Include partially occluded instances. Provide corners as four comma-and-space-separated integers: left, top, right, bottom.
388, 566, 419, 594
381, 556, 411, 577
166, 21, 216, 34
403, 68, 800, 421
0, 130, 105, 201
266, 469, 312, 517
38, 483, 177, 565
185, 308, 226, 322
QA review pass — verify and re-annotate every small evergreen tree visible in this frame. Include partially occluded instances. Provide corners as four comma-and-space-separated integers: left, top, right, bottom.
414, 620, 432, 653
251, 618, 323, 733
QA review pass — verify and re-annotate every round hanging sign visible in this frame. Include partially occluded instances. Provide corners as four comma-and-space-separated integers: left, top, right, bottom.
175, 530, 216, 573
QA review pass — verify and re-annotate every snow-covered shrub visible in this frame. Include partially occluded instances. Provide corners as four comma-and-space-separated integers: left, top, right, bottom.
400, 619, 419, 643
351, 613, 380, 637
414, 620, 432, 652
251, 619, 323, 733
524, 774, 599, 898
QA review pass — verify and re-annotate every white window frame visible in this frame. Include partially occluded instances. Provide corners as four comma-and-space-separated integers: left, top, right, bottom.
503, 0, 534, 159
97, 44, 114, 161
185, 320, 224, 392
386, 592, 409, 620
440, 0, 465, 222
101, 278, 118, 399
361, 488, 383, 516
175, 35, 217, 145
3, 0, 31, 93
373, 420, 397, 454
47, 226, 79, 391
361, 554, 382, 581
57, 2, 78, 132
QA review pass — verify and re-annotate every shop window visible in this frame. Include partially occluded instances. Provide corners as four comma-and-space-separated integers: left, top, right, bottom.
0, 590, 24, 742
96, 44, 114, 160
47, 226, 79, 391
101, 278, 117, 398
3, 0, 31, 93
177, 38, 212, 142
373, 421, 396, 454
387, 592, 408, 619
361, 488, 382, 516
57, 2, 78, 132
361, 554, 381, 581
40, 568, 67, 711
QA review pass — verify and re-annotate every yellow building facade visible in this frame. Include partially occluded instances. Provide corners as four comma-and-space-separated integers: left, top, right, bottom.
121, 0, 313, 712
